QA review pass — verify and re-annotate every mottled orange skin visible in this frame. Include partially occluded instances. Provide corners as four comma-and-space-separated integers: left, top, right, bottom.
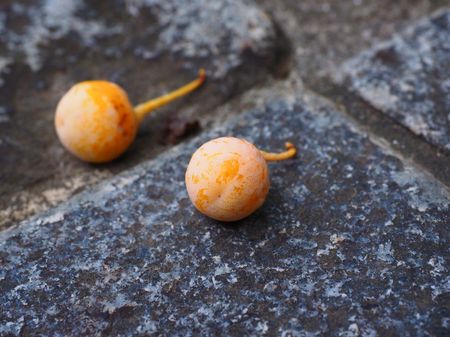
55, 81, 137, 163
185, 137, 270, 222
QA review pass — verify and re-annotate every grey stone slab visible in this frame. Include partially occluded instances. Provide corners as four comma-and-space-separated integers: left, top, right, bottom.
0, 0, 282, 228
336, 9, 450, 153
0, 0, 276, 78
257, 0, 448, 88
1, 87, 449, 336
253, 0, 450, 189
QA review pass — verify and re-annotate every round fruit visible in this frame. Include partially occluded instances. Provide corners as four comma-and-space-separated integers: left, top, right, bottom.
55, 70, 205, 163
55, 81, 137, 163
186, 137, 296, 222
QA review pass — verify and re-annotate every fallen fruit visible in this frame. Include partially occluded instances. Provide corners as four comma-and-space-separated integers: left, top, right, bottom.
185, 137, 296, 222
55, 69, 205, 163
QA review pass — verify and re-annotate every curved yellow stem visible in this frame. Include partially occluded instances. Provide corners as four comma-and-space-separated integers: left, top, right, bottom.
134, 69, 206, 124
260, 142, 297, 162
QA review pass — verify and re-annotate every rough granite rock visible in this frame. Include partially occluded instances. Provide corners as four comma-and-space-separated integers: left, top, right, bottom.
0, 0, 282, 228
257, 0, 448, 88
253, 0, 450, 189
336, 9, 450, 153
1, 88, 449, 336
0, 0, 276, 78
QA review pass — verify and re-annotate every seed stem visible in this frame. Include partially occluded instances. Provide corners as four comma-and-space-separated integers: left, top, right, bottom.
134, 69, 206, 124
260, 142, 297, 162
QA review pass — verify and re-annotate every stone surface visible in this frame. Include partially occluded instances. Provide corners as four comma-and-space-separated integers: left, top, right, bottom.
336, 9, 450, 153
1, 86, 449, 336
2, 1, 450, 335
257, 0, 448, 88
253, 0, 450, 189
0, 0, 277, 78
0, 0, 285, 228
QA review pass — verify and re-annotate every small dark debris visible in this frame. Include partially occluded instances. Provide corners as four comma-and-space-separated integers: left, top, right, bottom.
164, 116, 201, 144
